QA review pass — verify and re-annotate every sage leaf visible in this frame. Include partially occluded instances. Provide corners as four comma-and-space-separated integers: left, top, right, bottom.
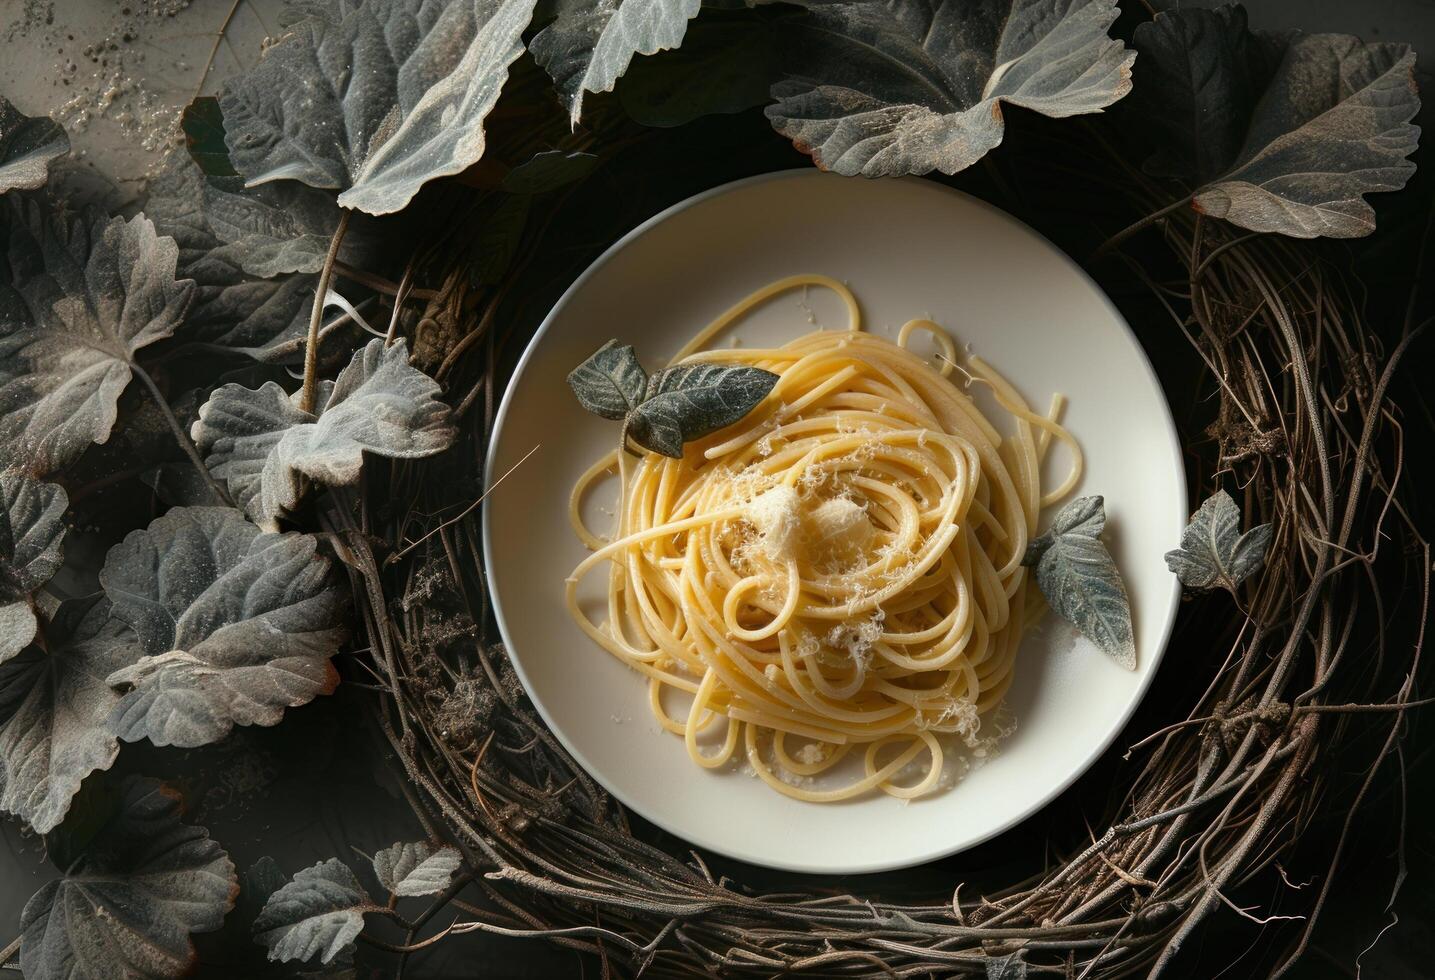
501, 150, 600, 194
1132, 5, 1420, 238
0, 195, 195, 476
618, 14, 779, 128
19, 776, 238, 980
193, 338, 457, 528
0, 600, 134, 833
0, 93, 69, 194
627, 363, 779, 458
371, 840, 462, 897
253, 858, 378, 965
567, 339, 648, 420
1023, 495, 1135, 670
0, 470, 67, 663
100, 506, 349, 748
766, 0, 1134, 177
220, 0, 539, 216
530, 0, 703, 126
1164, 489, 1272, 593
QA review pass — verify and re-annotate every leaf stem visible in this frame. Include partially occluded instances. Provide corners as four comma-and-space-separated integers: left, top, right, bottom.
1092, 195, 1193, 260
131, 364, 234, 508
0, 935, 19, 970
300, 208, 352, 415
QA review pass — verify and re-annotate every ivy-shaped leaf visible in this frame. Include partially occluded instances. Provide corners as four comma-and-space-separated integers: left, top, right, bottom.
253, 858, 379, 966
100, 506, 349, 748
1164, 489, 1272, 593
0, 93, 70, 194
531, 0, 703, 126
0, 470, 67, 663
0, 195, 195, 476
0, 600, 134, 833
18, 776, 238, 980
1023, 496, 1135, 670
193, 338, 456, 528
766, 0, 1134, 177
220, 0, 539, 216
1131, 4, 1420, 238
567, 339, 648, 420
371, 841, 462, 897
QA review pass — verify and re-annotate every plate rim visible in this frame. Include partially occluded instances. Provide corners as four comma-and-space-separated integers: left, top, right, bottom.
482, 168, 1187, 874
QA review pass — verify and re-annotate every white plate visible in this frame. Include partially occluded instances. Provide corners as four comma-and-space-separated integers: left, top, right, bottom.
484, 170, 1185, 874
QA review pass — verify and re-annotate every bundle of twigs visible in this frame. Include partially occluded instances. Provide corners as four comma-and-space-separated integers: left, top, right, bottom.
329, 121, 1430, 977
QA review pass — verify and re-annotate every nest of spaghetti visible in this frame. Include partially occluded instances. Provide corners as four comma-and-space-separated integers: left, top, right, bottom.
333, 148, 1430, 976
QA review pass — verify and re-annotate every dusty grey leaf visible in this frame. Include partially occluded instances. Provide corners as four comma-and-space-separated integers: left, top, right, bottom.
198, 177, 358, 279
531, 0, 703, 125
501, 150, 599, 194
0, 600, 134, 832
627, 363, 778, 458
253, 858, 378, 965
0, 94, 69, 194
371, 841, 462, 897
567, 339, 648, 420
618, 14, 778, 128
1023, 495, 1135, 669
766, 0, 1134, 177
19, 776, 238, 980
220, 0, 539, 216
193, 338, 456, 527
100, 506, 348, 748
0, 196, 195, 476
0, 470, 67, 662
1164, 489, 1272, 592
1133, 5, 1420, 238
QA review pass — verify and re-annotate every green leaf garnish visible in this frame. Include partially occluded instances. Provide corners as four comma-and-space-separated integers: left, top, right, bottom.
1164, 489, 1272, 593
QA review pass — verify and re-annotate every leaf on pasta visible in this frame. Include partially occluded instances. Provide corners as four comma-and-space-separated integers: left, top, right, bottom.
1023, 496, 1135, 670
567, 340, 648, 420
100, 506, 349, 748
1131, 4, 1420, 238
628, 363, 778, 459
253, 858, 379, 965
766, 0, 1134, 177
192, 338, 456, 528
0, 93, 70, 194
220, 0, 538, 216
371, 840, 462, 897
18, 776, 238, 980
0, 470, 67, 663
1164, 489, 1272, 593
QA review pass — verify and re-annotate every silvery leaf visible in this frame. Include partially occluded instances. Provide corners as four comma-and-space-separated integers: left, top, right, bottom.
0, 600, 134, 833
1023, 495, 1135, 670
1164, 489, 1272, 592
18, 776, 238, 980
198, 176, 360, 279
220, 0, 539, 216
0, 93, 69, 194
100, 506, 349, 748
530, 0, 703, 126
766, 0, 1134, 177
627, 363, 778, 458
618, 14, 779, 128
371, 840, 462, 897
193, 338, 456, 528
253, 858, 378, 965
567, 339, 648, 421
0, 195, 195, 476
1132, 5, 1420, 238
0, 470, 67, 663
501, 150, 599, 194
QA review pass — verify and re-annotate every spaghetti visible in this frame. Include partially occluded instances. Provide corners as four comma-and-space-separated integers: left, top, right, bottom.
566, 276, 1081, 802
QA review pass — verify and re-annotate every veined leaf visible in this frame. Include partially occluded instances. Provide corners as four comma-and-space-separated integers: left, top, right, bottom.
531, 0, 703, 126
567, 339, 648, 420
766, 0, 1134, 177
100, 506, 349, 748
253, 858, 379, 965
193, 338, 456, 528
0, 93, 70, 194
1023, 495, 1135, 670
371, 840, 462, 897
1164, 489, 1272, 592
628, 362, 778, 458
0, 195, 195, 476
220, 0, 539, 216
0, 470, 67, 663
1132, 4, 1420, 238
197, 175, 363, 279
19, 776, 238, 980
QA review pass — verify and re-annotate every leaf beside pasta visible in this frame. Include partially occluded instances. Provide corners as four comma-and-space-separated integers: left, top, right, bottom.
1164, 489, 1272, 592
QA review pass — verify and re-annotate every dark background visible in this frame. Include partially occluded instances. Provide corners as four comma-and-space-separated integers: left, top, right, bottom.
2, 1, 1433, 977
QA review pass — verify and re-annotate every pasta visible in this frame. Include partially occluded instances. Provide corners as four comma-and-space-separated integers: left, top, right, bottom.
566, 275, 1081, 802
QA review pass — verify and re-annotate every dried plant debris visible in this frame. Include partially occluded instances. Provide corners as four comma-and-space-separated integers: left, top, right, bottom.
767, 0, 1134, 177
1132, 3, 1420, 237
370, 840, 462, 897
253, 858, 379, 966
18, 776, 237, 980
1165, 489, 1273, 592
0, 470, 66, 663
100, 506, 349, 748
220, 0, 539, 215
0, 92, 69, 194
